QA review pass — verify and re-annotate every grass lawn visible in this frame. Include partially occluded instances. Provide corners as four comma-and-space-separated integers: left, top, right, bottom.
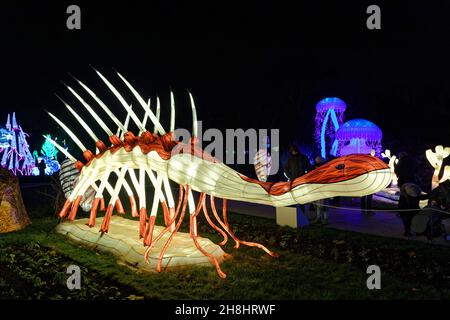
1, 203, 450, 300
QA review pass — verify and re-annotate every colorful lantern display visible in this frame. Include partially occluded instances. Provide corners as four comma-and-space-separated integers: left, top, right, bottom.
0, 113, 35, 175
426, 145, 450, 190
47, 70, 392, 278
331, 118, 383, 157
32, 134, 61, 175
314, 97, 347, 159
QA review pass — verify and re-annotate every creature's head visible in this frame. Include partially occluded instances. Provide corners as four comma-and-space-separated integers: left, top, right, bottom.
241, 154, 391, 198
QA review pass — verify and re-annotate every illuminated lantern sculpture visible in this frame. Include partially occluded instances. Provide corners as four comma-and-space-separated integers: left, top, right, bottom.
47, 70, 392, 278
32, 134, 62, 175
59, 158, 95, 212
426, 145, 450, 190
381, 149, 398, 187
331, 118, 383, 157
0, 113, 35, 175
314, 97, 347, 159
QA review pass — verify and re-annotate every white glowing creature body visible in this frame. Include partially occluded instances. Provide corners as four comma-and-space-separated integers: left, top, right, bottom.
47, 70, 392, 278
426, 145, 450, 190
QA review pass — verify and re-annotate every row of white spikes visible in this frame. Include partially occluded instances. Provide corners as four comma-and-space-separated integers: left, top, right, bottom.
46, 69, 200, 222
48, 69, 199, 155
44, 134, 186, 225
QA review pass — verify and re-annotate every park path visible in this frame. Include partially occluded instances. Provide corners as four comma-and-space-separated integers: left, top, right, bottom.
224, 196, 450, 246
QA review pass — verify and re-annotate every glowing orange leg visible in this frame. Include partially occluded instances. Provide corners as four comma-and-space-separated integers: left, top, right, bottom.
100, 198, 106, 211
115, 199, 125, 214
59, 199, 72, 219
100, 204, 114, 233
144, 216, 156, 246
161, 201, 170, 227
88, 198, 100, 227
139, 207, 148, 239
129, 195, 138, 217
68, 195, 82, 221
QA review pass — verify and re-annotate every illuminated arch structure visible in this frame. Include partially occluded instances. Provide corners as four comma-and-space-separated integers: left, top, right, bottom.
331, 119, 383, 157
314, 97, 347, 159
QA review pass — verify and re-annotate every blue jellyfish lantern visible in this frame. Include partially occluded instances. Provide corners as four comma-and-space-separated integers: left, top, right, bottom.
314, 97, 347, 159
331, 119, 383, 157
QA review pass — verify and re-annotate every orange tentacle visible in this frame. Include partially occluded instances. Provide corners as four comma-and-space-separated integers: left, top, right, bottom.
202, 196, 228, 246
210, 195, 240, 249
190, 213, 226, 278
156, 185, 189, 273
214, 196, 279, 257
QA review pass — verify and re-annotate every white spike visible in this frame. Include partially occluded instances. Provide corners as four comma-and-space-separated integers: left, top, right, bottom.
150, 174, 163, 217
42, 135, 77, 162
95, 168, 112, 198
163, 177, 175, 208
64, 85, 114, 136
71, 76, 126, 133
47, 112, 87, 152
128, 168, 141, 195
163, 176, 175, 231
188, 91, 198, 137
142, 98, 151, 130
120, 106, 132, 139
116, 71, 166, 134
57, 96, 100, 143
104, 183, 116, 199
71, 168, 99, 200
108, 167, 128, 205
113, 169, 133, 196
170, 91, 175, 132
94, 69, 145, 131
153, 96, 161, 135
187, 189, 196, 215
145, 169, 166, 203
139, 168, 146, 210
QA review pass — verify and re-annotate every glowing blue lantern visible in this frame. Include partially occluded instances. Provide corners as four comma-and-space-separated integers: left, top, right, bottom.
314, 97, 347, 159
331, 119, 383, 157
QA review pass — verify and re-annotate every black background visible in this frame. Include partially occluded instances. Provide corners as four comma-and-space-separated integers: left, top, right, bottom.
1, 1, 449, 159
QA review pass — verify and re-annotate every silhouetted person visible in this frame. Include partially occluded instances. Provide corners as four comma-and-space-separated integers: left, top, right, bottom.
284, 145, 311, 180
284, 145, 312, 226
430, 179, 450, 212
395, 152, 417, 187
398, 183, 428, 237
38, 159, 46, 176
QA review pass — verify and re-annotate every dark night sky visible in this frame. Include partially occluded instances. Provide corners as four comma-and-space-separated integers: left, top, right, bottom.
1, 1, 450, 158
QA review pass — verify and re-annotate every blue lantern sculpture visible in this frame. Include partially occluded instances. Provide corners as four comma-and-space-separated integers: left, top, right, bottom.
331, 119, 383, 157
